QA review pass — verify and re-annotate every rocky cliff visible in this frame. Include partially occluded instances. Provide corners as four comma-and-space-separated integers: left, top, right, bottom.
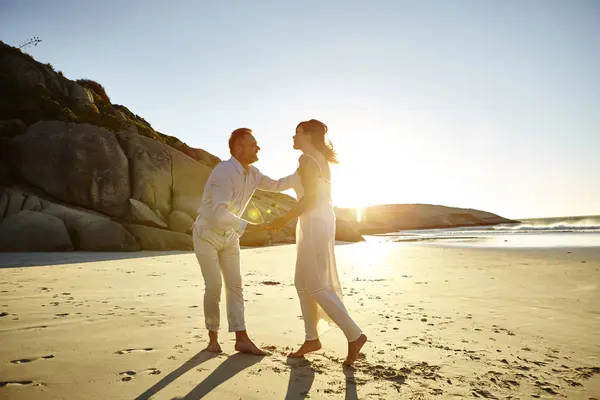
0, 40, 362, 251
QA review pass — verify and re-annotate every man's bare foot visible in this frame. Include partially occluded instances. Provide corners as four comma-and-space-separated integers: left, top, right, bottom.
205, 342, 222, 353
343, 334, 367, 366
204, 330, 222, 353
234, 338, 266, 355
288, 339, 322, 358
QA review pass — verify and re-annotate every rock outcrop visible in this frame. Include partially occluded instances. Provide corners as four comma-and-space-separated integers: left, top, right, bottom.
0, 210, 74, 251
169, 148, 212, 219
124, 224, 192, 251
336, 204, 518, 235
168, 210, 194, 234
335, 219, 365, 242
115, 131, 173, 217
0, 188, 139, 251
10, 121, 130, 218
129, 198, 168, 228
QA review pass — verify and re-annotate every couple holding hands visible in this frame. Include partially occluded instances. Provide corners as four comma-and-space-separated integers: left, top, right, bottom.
192, 119, 367, 366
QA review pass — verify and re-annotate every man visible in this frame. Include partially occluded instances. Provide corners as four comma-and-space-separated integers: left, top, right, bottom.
193, 127, 298, 355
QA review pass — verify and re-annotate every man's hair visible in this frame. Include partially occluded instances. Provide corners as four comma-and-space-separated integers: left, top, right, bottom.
228, 128, 253, 154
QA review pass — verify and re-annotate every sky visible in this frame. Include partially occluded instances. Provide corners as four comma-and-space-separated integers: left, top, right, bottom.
1, 0, 599, 219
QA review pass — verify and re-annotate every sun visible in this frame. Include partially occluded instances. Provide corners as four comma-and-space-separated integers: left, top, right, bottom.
330, 164, 378, 215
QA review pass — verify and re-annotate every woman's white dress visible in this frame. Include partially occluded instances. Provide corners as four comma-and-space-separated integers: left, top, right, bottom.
294, 152, 342, 298
292, 152, 361, 341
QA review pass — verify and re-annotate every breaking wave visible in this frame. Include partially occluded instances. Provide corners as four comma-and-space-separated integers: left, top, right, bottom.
494, 217, 600, 232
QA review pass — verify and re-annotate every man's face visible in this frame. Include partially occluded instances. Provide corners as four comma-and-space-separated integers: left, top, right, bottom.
237, 134, 260, 164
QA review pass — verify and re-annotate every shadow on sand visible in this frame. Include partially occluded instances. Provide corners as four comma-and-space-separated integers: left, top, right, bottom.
0, 250, 192, 268
134, 350, 219, 400
283, 358, 361, 399
285, 357, 315, 400
0, 240, 361, 269
344, 366, 359, 400
135, 351, 264, 400
175, 353, 264, 399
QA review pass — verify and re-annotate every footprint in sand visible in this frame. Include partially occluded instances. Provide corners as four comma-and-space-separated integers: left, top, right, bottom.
119, 371, 136, 381
115, 348, 154, 355
143, 368, 161, 375
15, 325, 48, 332
10, 355, 55, 364
0, 380, 44, 388
119, 368, 161, 381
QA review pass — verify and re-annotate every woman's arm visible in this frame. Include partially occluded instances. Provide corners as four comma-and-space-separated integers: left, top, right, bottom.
266, 155, 320, 230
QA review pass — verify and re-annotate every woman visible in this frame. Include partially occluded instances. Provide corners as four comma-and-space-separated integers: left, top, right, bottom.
267, 119, 367, 366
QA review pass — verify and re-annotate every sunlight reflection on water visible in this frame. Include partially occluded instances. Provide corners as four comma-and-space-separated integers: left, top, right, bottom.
367, 231, 600, 248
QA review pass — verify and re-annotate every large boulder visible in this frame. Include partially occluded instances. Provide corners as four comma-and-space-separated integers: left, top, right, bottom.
169, 149, 212, 219
240, 229, 271, 247
0, 188, 42, 223
129, 198, 167, 228
116, 131, 172, 217
22, 193, 42, 212
0, 190, 6, 220
168, 210, 194, 233
254, 191, 296, 211
0, 159, 13, 187
40, 201, 138, 251
269, 225, 296, 244
10, 121, 130, 218
0, 210, 73, 251
335, 219, 365, 242
0, 188, 25, 220
77, 219, 139, 251
68, 83, 94, 106
190, 147, 221, 168
124, 224, 192, 251
0, 119, 26, 138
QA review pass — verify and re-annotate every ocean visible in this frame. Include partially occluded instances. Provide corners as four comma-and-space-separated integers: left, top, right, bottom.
367, 215, 600, 248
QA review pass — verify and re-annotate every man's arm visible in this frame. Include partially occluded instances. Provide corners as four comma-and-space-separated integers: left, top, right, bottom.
210, 167, 249, 234
210, 166, 268, 235
256, 170, 300, 192
266, 156, 319, 229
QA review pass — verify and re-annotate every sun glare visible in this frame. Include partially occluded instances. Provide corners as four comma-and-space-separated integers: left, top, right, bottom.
356, 207, 363, 223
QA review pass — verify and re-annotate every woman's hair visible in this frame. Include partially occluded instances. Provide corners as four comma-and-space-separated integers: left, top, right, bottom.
297, 119, 339, 164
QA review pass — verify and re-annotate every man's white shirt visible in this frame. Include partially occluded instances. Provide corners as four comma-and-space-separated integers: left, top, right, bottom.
195, 157, 299, 235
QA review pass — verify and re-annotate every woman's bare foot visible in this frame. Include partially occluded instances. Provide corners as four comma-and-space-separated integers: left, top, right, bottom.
343, 334, 367, 366
288, 339, 322, 358
234, 338, 267, 355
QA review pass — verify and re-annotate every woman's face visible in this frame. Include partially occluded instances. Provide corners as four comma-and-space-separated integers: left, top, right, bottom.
293, 126, 311, 150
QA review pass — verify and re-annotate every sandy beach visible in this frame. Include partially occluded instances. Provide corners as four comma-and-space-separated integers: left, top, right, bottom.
1, 240, 599, 399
